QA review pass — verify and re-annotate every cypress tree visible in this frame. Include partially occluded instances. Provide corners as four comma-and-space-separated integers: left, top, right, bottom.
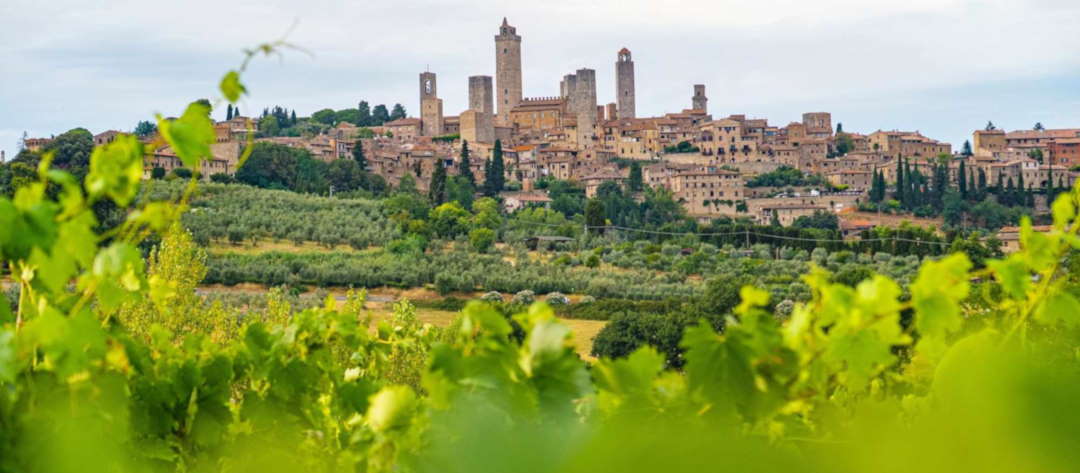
1017, 172, 1026, 207
491, 139, 505, 193
226, 104, 233, 120
429, 160, 447, 205
977, 168, 987, 199
352, 140, 366, 171
895, 158, 905, 206
290, 110, 297, 125
1005, 177, 1015, 206
958, 160, 967, 199
1046, 161, 1055, 203
482, 158, 495, 197
458, 140, 475, 186
628, 161, 643, 192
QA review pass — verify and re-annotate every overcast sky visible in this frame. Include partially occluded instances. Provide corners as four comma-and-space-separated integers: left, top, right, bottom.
2, 0, 1079, 157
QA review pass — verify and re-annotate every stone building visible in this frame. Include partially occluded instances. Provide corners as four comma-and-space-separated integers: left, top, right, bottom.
463, 75, 495, 143
561, 68, 598, 148
615, 48, 636, 119
802, 112, 832, 139
495, 18, 523, 125
419, 72, 443, 137
692, 84, 707, 113
868, 130, 951, 158
510, 97, 567, 131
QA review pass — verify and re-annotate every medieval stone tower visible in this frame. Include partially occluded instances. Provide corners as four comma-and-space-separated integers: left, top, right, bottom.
692, 84, 708, 114
495, 18, 523, 125
419, 71, 443, 136
561, 68, 597, 147
615, 48, 636, 119
468, 75, 494, 116
462, 75, 495, 143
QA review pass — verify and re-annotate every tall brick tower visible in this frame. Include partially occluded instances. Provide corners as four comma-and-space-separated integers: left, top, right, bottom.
692, 84, 708, 114
419, 72, 443, 136
615, 48, 636, 119
495, 18, 522, 125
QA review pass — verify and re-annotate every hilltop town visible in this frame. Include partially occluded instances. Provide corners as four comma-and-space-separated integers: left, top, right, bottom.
13, 18, 1080, 232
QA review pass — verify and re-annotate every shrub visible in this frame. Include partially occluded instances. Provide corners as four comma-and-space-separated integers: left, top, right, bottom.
469, 228, 496, 253
585, 254, 600, 268
545, 292, 569, 306
480, 291, 503, 303
512, 290, 535, 305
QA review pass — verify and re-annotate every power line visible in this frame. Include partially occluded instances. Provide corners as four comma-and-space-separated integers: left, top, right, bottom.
506, 219, 950, 247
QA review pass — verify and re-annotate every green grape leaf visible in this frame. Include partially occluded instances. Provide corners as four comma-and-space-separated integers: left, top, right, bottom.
0, 330, 16, 383
681, 322, 755, 419
912, 254, 971, 354
219, 70, 247, 103
87, 242, 147, 311
157, 102, 214, 169
86, 134, 144, 206
1051, 193, 1075, 230
988, 256, 1030, 300
592, 345, 665, 400
1019, 217, 1056, 272
735, 285, 770, 316
825, 329, 895, 391
521, 307, 592, 411
366, 386, 417, 434
1034, 290, 1080, 328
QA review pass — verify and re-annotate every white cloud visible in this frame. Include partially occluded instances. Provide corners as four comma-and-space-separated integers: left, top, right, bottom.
1, 0, 1078, 154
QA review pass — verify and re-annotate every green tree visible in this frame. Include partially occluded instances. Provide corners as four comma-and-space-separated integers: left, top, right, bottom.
958, 160, 967, 199
151, 166, 166, 179
469, 227, 496, 253
312, 108, 336, 125
458, 140, 475, 186
390, 103, 407, 121
372, 104, 390, 125
1034, 122, 1045, 131
43, 128, 93, 169
429, 160, 447, 205
133, 120, 157, 137
447, 176, 475, 209
352, 140, 367, 171
895, 158, 905, 208
357, 101, 372, 126
397, 173, 418, 195
962, 140, 973, 156
490, 140, 505, 194
585, 198, 606, 234
226, 103, 234, 120
628, 161, 643, 192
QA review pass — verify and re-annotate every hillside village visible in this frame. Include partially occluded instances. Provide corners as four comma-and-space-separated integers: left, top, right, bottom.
15, 18, 1080, 236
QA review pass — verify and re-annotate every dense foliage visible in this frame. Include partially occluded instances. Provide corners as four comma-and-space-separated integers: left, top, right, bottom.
142, 180, 399, 249
4, 50, 1079, 473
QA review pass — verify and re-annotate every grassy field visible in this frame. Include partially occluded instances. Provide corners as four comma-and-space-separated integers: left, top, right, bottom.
198, 284, 607, 359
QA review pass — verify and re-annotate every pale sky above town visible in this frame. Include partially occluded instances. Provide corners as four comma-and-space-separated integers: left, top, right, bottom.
2, 0, 1079, 157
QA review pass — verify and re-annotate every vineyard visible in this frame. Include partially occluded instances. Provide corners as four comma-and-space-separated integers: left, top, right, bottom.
2, 52, 1079, 473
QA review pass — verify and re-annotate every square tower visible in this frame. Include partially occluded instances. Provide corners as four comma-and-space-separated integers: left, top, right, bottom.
419, 72, 443, 136
495, 18, 523, 126
692, 84, 708, 114
468, 75, 494, 116
615, 48, 636, 119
